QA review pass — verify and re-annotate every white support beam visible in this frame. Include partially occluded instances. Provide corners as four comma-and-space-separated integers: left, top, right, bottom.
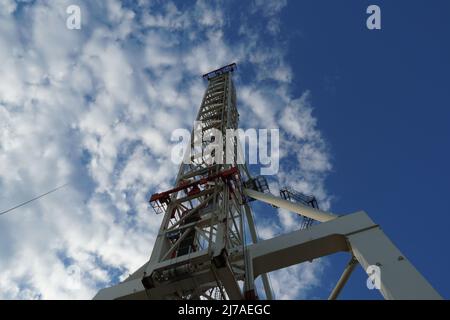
212, 250, 243, 300
243, 188, 337, 222
347, 226, 442, 300
249, 212, 361, 277
243, 250, 256, 299
214, 265, 243, 300
328, 256, 358, 300
94, 211, 442, 300
93, 278, 147, 300
244, 204, 274, 300
248, 211, 442, 300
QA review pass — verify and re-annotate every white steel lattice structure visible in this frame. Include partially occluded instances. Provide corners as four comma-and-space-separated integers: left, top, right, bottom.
94, 64, 442, 300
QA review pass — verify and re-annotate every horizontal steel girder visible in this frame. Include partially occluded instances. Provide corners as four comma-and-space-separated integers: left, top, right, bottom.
248, 211, 442, 300
94, 211, 442, 300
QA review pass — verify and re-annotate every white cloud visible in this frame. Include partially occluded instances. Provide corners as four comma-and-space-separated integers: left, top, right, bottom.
0, 0, 332, 300
252, 0, 287, 16
0, 0, 17, 15
268, 258, 327, 300
251, 0, 288, 34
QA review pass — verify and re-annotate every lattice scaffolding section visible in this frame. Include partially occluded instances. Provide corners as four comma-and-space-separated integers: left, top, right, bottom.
141, 63, 265, 300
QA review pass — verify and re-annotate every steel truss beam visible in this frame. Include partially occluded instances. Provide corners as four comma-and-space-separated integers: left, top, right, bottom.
94, 210, 442, 300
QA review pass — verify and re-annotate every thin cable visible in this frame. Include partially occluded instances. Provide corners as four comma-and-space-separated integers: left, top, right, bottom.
0, 183, 69, 216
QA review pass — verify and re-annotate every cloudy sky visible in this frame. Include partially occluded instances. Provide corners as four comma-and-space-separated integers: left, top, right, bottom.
0, 0, 449, 300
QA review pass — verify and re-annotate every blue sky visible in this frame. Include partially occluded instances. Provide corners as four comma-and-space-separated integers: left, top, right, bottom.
0, 0, 448, 299
277, 1, 450, 298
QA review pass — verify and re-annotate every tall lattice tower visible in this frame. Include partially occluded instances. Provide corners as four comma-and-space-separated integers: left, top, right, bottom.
140, 63, 271, 300
94, 64, 442, 300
